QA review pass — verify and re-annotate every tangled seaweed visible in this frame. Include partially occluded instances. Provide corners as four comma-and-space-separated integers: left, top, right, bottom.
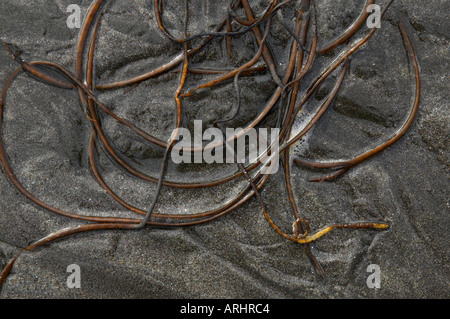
0, 0, 420, 288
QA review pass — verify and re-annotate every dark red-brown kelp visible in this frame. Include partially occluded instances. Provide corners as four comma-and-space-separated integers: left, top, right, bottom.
0, 0, 420, 288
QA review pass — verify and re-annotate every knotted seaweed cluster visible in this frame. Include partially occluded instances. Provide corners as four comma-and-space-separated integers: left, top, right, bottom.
0, 0, 420, 287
